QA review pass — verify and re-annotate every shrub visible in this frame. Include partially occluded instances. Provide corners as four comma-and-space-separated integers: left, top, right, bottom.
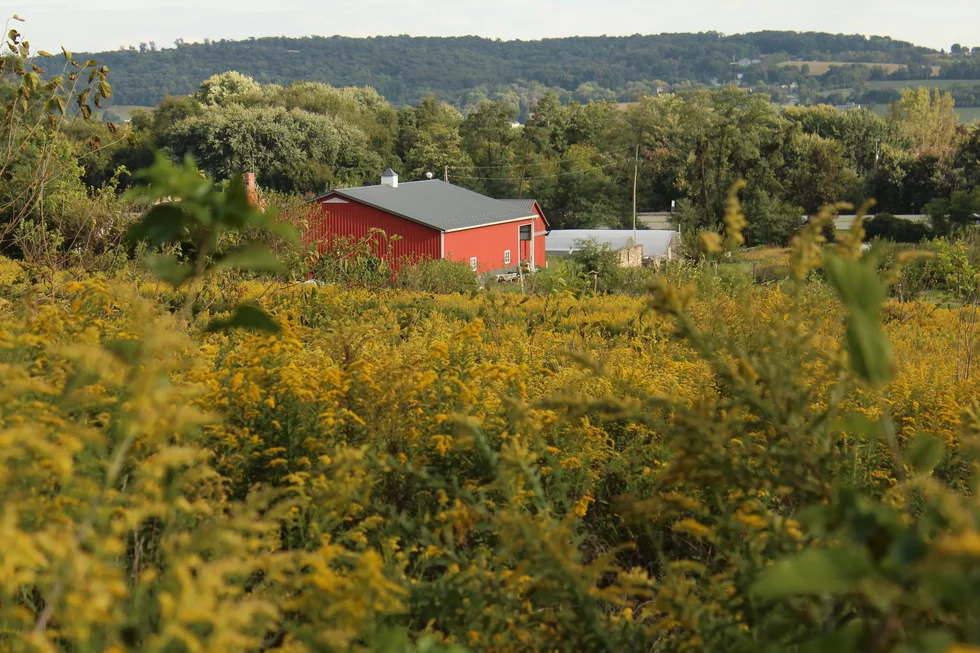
395, 258, 479, 294
309, 229, 399, 290
864, 212, 932, 243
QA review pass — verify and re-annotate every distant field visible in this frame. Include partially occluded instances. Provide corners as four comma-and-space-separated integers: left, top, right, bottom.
820, 80, 980, 96
867, 104, 980, 122
777, 61, 940, 77
106, 105, 155, 120
864, 79, 976, 90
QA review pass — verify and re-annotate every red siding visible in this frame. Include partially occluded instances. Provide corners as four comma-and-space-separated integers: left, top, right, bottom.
531, 205, 548, 269
518, 205, 548, 269
305, 196, 441, 268
444, 219, 535, 273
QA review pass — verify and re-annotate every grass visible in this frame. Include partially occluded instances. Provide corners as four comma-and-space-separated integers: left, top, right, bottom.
864, 79, 978, 91
865, 104, 980, 122
778, 61, 940, 76
821, 80, 980, 98
105, 105, 155, 121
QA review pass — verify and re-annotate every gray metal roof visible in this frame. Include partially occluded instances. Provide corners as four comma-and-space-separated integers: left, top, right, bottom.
546, 229, 679, 257
499, 199, 550, 227
499, 199, 537, 212
326, 180, 535, 232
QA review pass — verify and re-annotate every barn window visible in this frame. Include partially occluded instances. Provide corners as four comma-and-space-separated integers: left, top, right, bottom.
503, 250, 511, 265
469, 257, 478, 271
519, 224, 532, 241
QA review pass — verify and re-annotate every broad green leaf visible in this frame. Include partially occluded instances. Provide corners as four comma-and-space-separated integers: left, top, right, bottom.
104, 338, 142, 364
206, 305, 280, 334
61, 46, 71, 61
834, 413, 882, 440
62, 369, 100, 396
267, 219, 299, 245
751, 547, 873, 598
211, 243, 283, 275
890, 529, 928, 565
128, 204, 188, 247
891, 630, 955, 653
800, 618, 864, 653
845, 314, 895, 386
144, 254, 194, 287
823, 254, 894, 386
37, 49, 54, 57
905, 435, 945, 474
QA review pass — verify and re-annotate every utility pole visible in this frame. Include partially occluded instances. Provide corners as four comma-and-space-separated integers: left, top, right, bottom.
444, 165, 449, 182
632, 145, 639, 242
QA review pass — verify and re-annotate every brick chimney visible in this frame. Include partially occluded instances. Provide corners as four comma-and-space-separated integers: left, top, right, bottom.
244, 172, 259, 207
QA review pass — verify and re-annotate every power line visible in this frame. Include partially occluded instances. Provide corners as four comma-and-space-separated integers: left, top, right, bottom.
451, 156, 635, 181
462, 145, 638, 170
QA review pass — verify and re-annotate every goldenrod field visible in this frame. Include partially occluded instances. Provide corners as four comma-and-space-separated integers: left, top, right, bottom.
2, 247, 980, 653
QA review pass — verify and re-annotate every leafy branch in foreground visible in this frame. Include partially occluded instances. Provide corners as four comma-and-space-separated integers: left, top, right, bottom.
1, 15, 113, 240
126, 153, 297, 332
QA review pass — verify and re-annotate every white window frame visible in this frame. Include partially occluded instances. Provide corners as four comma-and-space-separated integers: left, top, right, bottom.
469, 256, 478, 271
503, 250, 511, 265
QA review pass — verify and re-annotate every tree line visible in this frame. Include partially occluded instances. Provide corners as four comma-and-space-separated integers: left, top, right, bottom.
77, 31, 949, 108
4, 65, 980, 264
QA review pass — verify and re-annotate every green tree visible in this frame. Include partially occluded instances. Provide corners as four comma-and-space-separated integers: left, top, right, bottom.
159, 104, 383, 193
195, 71, 261, 106
888, 87, 961, 160
924, 187, 980, 235
461, 100, 519, 196
397, 98, 468, 180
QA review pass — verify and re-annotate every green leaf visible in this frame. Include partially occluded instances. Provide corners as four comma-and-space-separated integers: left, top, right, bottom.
751, 547, 873, 598
800, 618, 864, 653
905, 435, 945, 474
61, 46, 71, 61
206, 305, 280, 334
211, 243, 283, 275
37, 49, 54, 57
104, 338, 142, 364
844, 314, 895, 387
128, 204, 188, 247
98, 79, 112, 99
823, 254, 894, 386
834, 413, 882, 440
144, 254, 194, 287
84, 59, 97, 68
62, 369, 100, 396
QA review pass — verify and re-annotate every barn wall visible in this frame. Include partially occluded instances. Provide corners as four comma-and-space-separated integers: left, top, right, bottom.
444, 219, 534, 274
533, 209, 548, 269
517, 207, 548, 269
305, 196, 442, 268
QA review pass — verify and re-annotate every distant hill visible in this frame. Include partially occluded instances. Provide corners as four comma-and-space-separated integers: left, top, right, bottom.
81, 31, 942, 107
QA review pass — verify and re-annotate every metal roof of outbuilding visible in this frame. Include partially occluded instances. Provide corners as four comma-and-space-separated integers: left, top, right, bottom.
320, 180, 535, 233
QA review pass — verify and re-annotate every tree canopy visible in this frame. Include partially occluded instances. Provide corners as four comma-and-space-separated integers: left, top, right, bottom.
78, 31, 950, 108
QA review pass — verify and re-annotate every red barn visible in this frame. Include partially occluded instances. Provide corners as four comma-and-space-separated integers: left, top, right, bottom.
306, 169, 549, 273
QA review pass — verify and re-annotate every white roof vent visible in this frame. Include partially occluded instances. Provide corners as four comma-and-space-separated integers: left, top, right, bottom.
381, 167, 398, 188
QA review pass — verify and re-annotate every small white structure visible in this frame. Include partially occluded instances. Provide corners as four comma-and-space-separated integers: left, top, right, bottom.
380, 167, 399, 188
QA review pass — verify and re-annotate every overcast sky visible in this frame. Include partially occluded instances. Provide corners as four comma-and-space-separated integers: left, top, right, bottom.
14, 0, 980, 53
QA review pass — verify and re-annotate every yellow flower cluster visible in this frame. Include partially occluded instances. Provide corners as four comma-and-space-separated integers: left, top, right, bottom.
1, 254, 979, 651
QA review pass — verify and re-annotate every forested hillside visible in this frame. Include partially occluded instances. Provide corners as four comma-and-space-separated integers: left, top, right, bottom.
85, 31, 942, 107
